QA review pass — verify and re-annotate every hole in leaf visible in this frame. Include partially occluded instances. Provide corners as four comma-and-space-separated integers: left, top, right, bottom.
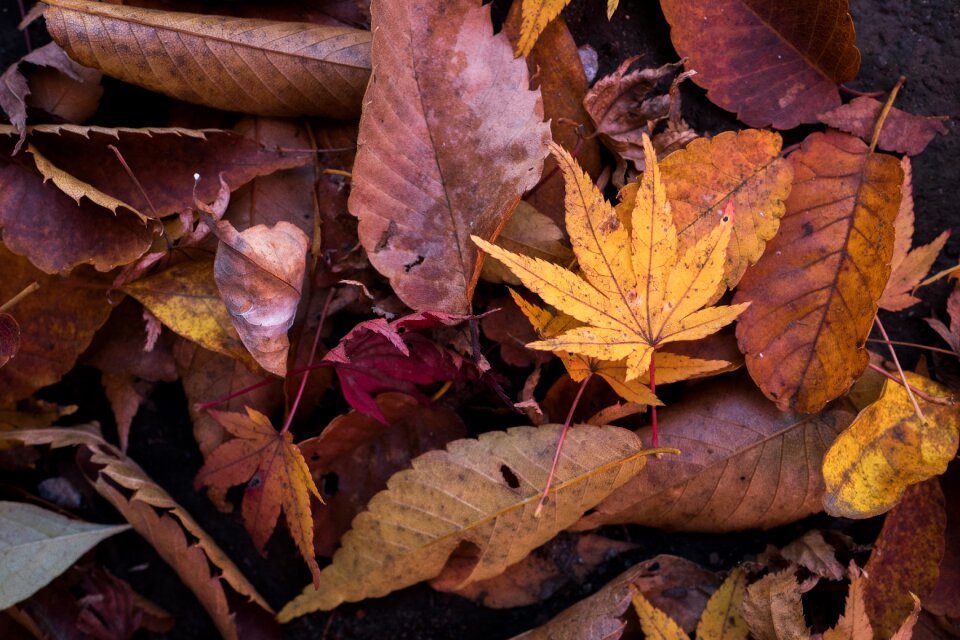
321, 472, 339, 497
500, 464, 520, 489
247, 472, 262, 489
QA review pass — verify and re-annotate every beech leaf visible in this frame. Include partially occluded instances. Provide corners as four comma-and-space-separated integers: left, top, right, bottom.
818, 96, 950, 156
350, 0, 550, 313
475, 137, 748, 382
43, 0, 372, 118
734, 131, 902, 412
194, 407, 322, 586
661, 0, 860, 129
278, 424, 660, 619
822, 372, 959, 519
0, 501, 129, 609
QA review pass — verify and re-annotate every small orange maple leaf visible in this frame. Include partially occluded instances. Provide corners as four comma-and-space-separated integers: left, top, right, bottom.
195, 407, 322, 586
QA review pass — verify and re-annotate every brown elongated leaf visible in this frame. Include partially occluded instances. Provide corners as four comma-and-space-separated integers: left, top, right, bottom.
660, 0, 860, 129
0, 244, 111, 404
573, 374, 854, 532
350, 0, 549, 313
818, 97, 950, 156
122, 259, 257, 369
504, 5, 602, 226
734, 131, 902, 412
696, 569, 749, 640
43, 0, 371, 118
742, 571, 810, 640
209, 219, 308, 376
300, 393, 466, 557
864, 479, 946, 638
278, 424, 658, 619
512, 555, 720, 640
0, 424, 272, 640
879, 157, 950, 312
822, 372, 959, 519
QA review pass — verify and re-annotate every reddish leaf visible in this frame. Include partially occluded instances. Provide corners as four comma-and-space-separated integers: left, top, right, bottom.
350, 0, 550, 313
481, 295, 551, 368
195, 408, 321, 586
661, 0, 860, 129
925, 465, 960, 617
818, 97, 950, 156
321, 312, 479, 422
927, 282, 960, 355
299, 392, 466, 556
0, 313, 20, 368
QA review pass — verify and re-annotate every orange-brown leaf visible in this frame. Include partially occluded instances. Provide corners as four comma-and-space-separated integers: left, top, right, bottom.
823, 565, 872, 640
195, 408, 322, 586
350, 0, 549, 314
661, 0, 859, 130
734, 131, 902, 412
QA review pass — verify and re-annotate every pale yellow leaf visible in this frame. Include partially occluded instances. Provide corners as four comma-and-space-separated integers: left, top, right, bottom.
633, 590, 690, 640
696, 568, 748, 640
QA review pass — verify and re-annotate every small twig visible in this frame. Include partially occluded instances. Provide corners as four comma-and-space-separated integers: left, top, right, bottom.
869, 76, 906, 153
839, 83, 885, 98
867, 362, 954, 406
322, 169, 353, 179
281, 288, 335, 434
0, 282, 39, 313
865, 337, 957, 357
107, 144, 160, 217
536, 374, 592, 516
874, 315, 926, 422
649, 351, 659, 448
431, 380, 453, 402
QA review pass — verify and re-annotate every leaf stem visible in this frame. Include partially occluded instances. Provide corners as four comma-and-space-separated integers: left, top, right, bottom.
649, 351, 658, 448
0, 282, 39, 312
873, 316, 926, 422
195, 361, 331, 411
281, 288, 335, 434
535, 373, 592, 516
839, 84, 885, 98
869, 76, 905, 153
865, 337, 957, 357
866, 363, 954, 406
107, 144, 160, 217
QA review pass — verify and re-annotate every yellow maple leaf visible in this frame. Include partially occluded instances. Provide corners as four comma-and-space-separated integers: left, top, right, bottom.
473, 135, 748, 382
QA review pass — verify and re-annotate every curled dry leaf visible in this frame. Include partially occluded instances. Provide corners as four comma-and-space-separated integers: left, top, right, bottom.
209, 218, 308, 377
661, 0, 860, 129
194, 408, 322, 586
299, 393, 466, 557
862, 478, 946, 639
734, 131, 902, 412
823, 564, 872, 640
573, 374, 854, 532
822, 371, 959, 519
780, 531, 845, 581
742, 570, 809, 640
0, 425, 271, 640
818, 96, 950, 156
44, 0, 371, 118
476, 138, 747, 382
24, 64, 102, 126
350, 0, 549, 313
0, 314, 20, 368
278, 424, 657, 619
0, 244, 111, 404
926, 282, 960, 355
879, 157, 950, 312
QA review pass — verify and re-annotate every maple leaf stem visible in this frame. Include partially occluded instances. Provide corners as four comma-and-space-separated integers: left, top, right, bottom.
873, 316, 927, 423
535, 373, 592, 517
869, 76, 906, 153
866, 362, 954, 406
107, 144, 160, 217
865, 337, 958, 357
649, 351, 658, 448
0, 281, 38, 312
281, 287, 335, 434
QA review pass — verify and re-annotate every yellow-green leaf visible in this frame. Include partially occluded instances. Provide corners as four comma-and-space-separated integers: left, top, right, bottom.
696, 569, 748, 640
633, 589, 690, 640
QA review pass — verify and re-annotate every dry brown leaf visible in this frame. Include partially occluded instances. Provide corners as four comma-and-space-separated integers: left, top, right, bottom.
661, 0, 859, 130
926, 282, 960, 355
780, 531, 845, 581
823, 565, 872, 640
24, 64, 102, 125
350, 0, 549, 313
44, 0, 371, 118
278, 424, 658, 619
479, 202, 573, 286
209, 218, 308, 376
818, 97, 950, 156
0, 314, 20, 370
926, 465, 960, 617
734, 131, 902, 412
81, 298, 177, 384
100, 373, 150, 454
743, 570, 810, 640
879, 157, 950, 311
481, 295, 552, 368
573, 374, 854, 532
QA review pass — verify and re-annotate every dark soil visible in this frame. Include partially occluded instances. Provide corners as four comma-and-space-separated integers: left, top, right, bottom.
1, 0, 957, 638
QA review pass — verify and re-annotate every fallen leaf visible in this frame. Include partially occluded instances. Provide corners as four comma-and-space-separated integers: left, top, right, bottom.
634, 589, 690, 640
780, 531, 845, 581
822, 371, 959, 519
0, 501, 129, 609
734, 131, 902, 412
863, 479, 946, 638
742, 570, 810, 640
321, 311, 478, 422
24, 64, 102, 126
926, 282, 960, 355
350, 0, 549, 313
925, 464, 960, 617
879, 157, 950, 311
646, 129, 794, 294
696, 568, 749, 640
122, 259, 258, 370
195, 408, 321, 585
823, 564, 872, 640
278, 424, 659, 619
889, 595, 921, 640
475, 137, 747, 381
299, 393, 466, 556
81, 298, 177, 383
573, 373, 854, 532
0, 314, 19, 368
480, 202, 574, 286
0, 244, 112, 404
209, 218, 308, 376
44, 0, 371, 118
101, 373, 150, 454
514, 0, 570, 57
661, 0, 860, 129
818, 97, 950, 156
481, 295, 552, 368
